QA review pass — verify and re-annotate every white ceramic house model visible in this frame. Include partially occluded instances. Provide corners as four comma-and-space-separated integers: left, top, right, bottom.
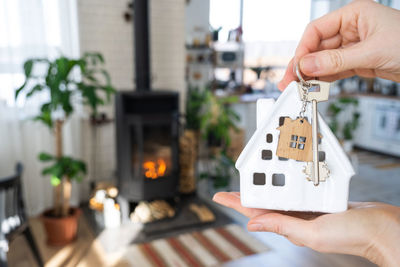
236, 82, 355, 213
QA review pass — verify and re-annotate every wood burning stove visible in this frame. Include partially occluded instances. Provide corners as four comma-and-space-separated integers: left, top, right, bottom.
116, 92, 179, 201
115, 0, 179, 202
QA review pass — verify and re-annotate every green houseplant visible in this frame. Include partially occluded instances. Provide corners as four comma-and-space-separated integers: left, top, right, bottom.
199, 90, 240, 189
328, 97, 360, 152
16, 53, 115, 245
185, 86, 207, 131
200, 90, 240, 149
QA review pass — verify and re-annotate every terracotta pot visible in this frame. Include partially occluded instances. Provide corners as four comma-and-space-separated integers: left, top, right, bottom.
41, 207, 81, 246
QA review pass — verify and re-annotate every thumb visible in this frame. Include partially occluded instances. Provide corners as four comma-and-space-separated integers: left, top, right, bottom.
247, 213, 316, 246
299, 43, 371, 77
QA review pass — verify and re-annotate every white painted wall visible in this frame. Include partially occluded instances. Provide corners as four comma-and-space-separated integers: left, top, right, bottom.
150, 0, 186, 102
77, 0, 135, 91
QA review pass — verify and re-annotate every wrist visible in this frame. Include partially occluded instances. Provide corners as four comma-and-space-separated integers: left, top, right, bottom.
367, 208, 400, 267
373, 240, 400, 267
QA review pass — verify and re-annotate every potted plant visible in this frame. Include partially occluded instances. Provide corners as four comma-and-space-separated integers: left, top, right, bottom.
16, 53, 115, 245
328, 97, 360, 153
200, 91, 240, 153
199, 90, 240, 190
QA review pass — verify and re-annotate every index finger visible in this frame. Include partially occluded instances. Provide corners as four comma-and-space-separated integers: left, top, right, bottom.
295, 6, 347, 61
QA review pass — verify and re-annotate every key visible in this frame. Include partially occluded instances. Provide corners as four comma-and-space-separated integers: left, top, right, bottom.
298, 80, 330, 185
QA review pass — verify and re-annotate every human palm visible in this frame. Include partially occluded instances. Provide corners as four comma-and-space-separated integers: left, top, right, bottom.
213, 192, 400, 266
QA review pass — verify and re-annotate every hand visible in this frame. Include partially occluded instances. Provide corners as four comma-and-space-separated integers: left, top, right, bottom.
213, 192, 400, 267
278, 0, 400, 90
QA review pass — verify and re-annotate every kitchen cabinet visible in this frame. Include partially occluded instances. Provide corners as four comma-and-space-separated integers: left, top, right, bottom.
352, 96, 400, 157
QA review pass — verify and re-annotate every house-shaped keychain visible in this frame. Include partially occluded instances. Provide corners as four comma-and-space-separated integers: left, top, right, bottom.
235, 81, 355, 213
275, 117, 322, 162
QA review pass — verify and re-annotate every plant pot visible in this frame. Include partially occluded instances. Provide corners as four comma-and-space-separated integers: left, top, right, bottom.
41, 207, 81, 246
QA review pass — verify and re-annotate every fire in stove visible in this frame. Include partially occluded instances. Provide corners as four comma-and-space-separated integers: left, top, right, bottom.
143, 159, 167, 179
116, 91, 179, 201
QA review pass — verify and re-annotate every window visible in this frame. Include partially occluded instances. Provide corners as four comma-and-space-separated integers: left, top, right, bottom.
290, 135, 306, 150
266, 133, 273, 143
272, 174, 285, 186
253, 173, 265, 185
242, 0, 311, 68
209, 0, 241, 42
279, 116, 288, 126
278, 157, 288, 161
242, 1, 311, 43
209, 0, 312, 70
261, 149, 272, 160
319, 151, 326, 162
0, 0, 75, 107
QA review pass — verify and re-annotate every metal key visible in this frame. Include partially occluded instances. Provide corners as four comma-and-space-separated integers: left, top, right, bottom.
298, 80, 330, 185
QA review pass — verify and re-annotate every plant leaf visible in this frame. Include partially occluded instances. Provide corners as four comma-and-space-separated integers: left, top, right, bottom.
33, 110, 53, 128
51, 175, 61, 186
23, 60, 34, 77
38, 152, 54, 162
26, 84, 43, 98
15, 82, 26, 100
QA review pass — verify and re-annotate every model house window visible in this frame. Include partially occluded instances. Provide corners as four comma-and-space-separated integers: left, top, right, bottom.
279, 116, 288, 126
266, 133, 273, 143
319, 151, 325, 161
272, 173, 285, 186
253, 173, 266, 185
290, 135, 306, 150
261, 149, 272, 160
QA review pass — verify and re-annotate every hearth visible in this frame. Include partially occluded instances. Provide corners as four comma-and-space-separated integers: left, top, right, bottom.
116, 92, 180, 202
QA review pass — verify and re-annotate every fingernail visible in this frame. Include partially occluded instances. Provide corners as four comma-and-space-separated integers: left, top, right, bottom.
300, 55, 320, 74
212, 194, 219, 202
248, 223, 263, 231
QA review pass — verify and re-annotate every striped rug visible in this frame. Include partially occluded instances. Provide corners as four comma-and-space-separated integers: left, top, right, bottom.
121, 224, 270, 267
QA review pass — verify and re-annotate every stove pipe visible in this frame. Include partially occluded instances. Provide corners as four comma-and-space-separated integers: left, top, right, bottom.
133, 0, 151, 91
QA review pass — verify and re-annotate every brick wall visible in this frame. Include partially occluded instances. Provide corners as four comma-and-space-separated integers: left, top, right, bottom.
150, 0, 185, 99
76, 0, 185, 196
78, 0, 134, 91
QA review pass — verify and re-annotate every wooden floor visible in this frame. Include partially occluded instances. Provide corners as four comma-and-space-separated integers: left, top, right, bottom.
8, 216, 95, 267
7, 151, 400, 267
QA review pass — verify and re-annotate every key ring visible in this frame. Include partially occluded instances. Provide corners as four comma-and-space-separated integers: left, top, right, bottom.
295, 63, 311, 88
295, 62, 311, 119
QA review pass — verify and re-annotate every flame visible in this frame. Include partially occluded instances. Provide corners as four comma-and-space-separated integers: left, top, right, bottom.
143, 159, 167, 179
